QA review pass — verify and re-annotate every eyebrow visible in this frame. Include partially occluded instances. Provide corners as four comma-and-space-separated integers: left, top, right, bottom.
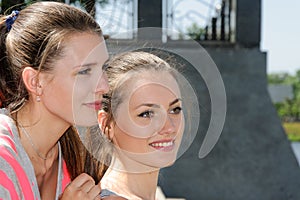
136, 104, 160, 109
169, 98, 182, 106
73, 62, 98, 69
136, 98, 182, 109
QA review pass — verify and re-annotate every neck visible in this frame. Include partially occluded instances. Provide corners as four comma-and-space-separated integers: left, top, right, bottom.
102, 155, 160, 200
16, 101, 69, 158
15, 102, 69, 180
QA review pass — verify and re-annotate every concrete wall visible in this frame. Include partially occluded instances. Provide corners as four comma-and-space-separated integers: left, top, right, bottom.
158, 45, 300, 200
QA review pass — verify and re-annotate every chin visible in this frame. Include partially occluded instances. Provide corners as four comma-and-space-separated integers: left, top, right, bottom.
147, 154, 178, 169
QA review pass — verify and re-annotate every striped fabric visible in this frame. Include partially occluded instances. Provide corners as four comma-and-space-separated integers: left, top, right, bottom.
0, 110, 71, 199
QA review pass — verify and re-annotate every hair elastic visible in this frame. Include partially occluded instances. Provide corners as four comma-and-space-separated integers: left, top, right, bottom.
5, 10, 19, 31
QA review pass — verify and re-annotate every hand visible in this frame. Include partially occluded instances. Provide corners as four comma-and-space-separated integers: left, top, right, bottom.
102, 197, 127, 200
60, 173, 101, 200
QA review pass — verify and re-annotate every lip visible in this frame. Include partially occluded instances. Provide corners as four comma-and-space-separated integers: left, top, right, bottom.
84, 100, 102, 110
149, 139, 175, 152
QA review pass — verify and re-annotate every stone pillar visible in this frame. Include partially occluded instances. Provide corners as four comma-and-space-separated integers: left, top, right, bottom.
137, 0, 162, 40
235, 0, 261, 47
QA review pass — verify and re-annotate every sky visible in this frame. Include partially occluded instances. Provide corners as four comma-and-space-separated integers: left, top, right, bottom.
261, 0, 300, 75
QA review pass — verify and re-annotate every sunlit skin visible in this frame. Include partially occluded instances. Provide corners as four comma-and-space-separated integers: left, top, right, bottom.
17, 32, 109, 199
110, 71, 184, 168
99, 71, 184, 200
40, 33, 109, 126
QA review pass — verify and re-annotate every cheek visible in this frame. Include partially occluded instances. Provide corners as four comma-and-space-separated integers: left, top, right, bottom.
175, 117, 183, 131
73, 80, 91, 99
114, 128, 150, 153
175, 115, 185, 140
40, 77, 74, 120
44, 83, 72, 109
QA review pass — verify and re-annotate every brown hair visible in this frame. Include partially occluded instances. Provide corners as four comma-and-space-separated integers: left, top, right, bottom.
0, 1, 106, 182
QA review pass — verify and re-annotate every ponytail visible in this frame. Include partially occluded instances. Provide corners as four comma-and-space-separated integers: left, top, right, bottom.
0, 14, 17, 108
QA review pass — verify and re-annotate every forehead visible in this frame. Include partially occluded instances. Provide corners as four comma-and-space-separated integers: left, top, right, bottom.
125, 71, 181, 102
62, 33, 107, 61
50, 33, 108, 73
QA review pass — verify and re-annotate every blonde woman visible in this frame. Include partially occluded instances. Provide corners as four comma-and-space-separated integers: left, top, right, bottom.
99, 52, 185, 200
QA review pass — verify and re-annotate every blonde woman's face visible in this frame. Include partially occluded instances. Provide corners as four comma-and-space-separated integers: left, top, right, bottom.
40, 33, 109, 126
111, 71, 184, 169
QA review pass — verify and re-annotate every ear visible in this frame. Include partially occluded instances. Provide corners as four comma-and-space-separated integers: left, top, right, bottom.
98, 110, 108, 132
22, 67, 41, 96
98, 110, 114, 140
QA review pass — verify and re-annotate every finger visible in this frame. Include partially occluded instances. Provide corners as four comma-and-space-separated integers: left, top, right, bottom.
88, 182, 101, 199
81, 179, 96, 193
94, 196, 102, 200
70, 173, 94, 188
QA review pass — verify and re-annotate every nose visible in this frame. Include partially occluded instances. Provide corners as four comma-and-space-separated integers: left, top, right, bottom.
158, 115, 176, 135
95, 72, 109, 94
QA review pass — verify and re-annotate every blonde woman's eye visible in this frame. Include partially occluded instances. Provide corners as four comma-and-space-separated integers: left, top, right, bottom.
77, 68, 91, 75
170, 106, 182, 114
138, 110, 154, 118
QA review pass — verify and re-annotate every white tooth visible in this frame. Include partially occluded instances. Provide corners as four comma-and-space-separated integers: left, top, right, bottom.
150, 141, 174, 148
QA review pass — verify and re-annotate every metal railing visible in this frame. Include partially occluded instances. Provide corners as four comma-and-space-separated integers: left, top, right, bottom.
164, 0, 236, 42
67, 0, 236, 42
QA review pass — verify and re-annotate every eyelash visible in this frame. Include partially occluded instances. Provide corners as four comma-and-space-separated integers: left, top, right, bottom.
138, 110, 154, 118
137, 107, 182, 118
77, 68, 91, 75
170, 106, 182, 114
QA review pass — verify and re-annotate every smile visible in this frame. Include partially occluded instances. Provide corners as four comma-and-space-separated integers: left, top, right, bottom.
149, 140, 175, 151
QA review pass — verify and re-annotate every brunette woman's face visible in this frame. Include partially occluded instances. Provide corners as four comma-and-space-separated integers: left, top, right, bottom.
111, 71, 184, 169
40, 33, 109, 126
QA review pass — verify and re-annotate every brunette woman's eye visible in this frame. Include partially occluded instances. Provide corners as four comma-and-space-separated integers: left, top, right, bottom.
138, 110, 155, 118
77, 68, 91, 75
170, 106, 182, 114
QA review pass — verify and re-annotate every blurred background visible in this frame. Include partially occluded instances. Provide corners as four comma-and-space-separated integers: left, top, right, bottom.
1, 0, 300, 199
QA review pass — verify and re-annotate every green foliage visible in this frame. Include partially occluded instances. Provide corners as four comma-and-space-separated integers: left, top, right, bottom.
269, 70, 300, 122
268, 73, 295, 84
186, 23, 205, 40
283, 122, 300, 141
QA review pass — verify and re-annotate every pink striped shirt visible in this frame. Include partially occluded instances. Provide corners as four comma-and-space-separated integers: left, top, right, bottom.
0, 111, 71, 200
